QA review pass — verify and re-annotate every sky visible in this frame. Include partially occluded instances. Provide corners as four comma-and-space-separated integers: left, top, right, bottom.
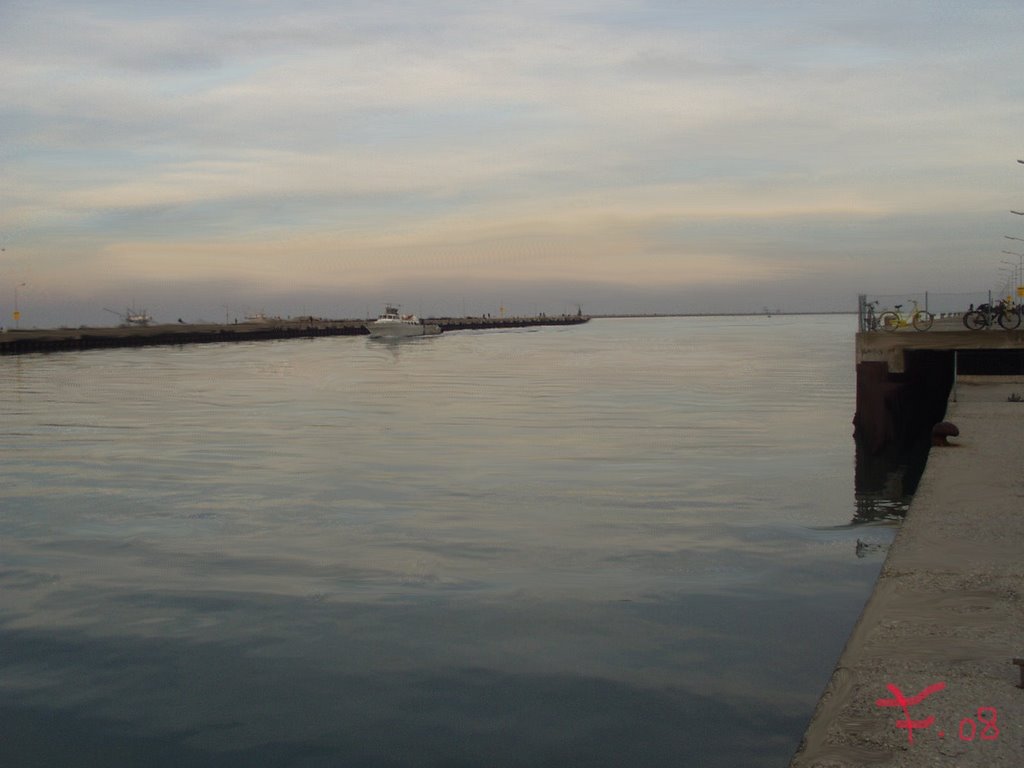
2, 0, 1024, 326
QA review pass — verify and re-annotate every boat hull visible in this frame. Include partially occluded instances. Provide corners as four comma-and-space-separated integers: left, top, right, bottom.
365, 321, 442, 338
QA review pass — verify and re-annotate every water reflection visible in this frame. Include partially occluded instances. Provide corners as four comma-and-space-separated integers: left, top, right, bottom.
852, 432, 931, 525
0, 316, 890, 767
0, 585, 857, 768
365, 333, 442, 357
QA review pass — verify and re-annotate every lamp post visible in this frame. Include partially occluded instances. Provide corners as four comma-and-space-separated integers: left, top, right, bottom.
999, 263, 1015, 294
1012, 160, 1024, 292
997, 265, 1013, 293
1002, 251, 1024, 300
13, 282, 26, 329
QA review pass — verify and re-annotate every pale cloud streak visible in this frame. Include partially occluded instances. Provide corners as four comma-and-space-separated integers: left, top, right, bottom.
2, 1, 1023, 324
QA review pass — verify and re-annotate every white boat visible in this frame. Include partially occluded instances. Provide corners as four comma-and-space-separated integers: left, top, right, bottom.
104, 306, 154, 327
365, 305, 441, 338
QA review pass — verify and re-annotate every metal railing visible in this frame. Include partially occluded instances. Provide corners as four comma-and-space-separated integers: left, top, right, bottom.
857, 292, 1005, 332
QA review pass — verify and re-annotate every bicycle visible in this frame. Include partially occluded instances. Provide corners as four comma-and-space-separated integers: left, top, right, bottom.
862, 300, 882, 331
962, 300, 1021, 331
1005, 302, 1023, 330
879, 300, 933, 332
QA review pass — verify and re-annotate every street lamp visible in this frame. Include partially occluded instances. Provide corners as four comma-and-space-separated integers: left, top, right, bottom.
13, 282, 26, 329
1005, 235, 1024, 242
997, 267, 1018, 302
1012, 211, 1024, 215
1001, 251, 1024, 300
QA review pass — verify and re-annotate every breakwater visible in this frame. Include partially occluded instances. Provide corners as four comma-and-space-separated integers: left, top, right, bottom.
0, 314, 589, 356
430, 314, 586, 332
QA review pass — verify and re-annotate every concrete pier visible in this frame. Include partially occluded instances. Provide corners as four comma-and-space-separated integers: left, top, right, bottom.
429, 314, 587, 332
0, 319, 368, 355
854, 328, 1024, 455
0, 314, 589, 355
791, 375, 1024, 767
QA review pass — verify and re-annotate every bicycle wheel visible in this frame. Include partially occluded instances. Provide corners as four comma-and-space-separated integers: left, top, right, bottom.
963, 311, 986, 330
998, 309, 1022, 330
879, 312, 900, 332
912, 311, 933, 331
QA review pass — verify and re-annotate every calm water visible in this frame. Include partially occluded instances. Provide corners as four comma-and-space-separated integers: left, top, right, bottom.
0, 316, 894, 767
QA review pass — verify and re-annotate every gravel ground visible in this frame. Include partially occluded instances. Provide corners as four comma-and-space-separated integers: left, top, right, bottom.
791, 375, 1024, 767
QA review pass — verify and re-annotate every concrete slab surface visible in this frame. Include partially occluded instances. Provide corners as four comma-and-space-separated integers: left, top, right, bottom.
791, 376, 1024, 767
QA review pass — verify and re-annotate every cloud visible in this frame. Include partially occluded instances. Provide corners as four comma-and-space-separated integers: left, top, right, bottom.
2, 0, 1023, 324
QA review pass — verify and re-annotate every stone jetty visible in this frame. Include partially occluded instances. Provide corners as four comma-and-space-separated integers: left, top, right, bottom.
0, 314, 589, 356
